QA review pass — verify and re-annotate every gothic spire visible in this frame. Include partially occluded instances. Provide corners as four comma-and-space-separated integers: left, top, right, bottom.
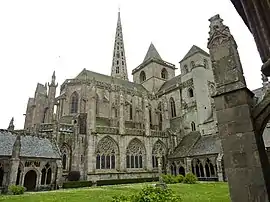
111, 10, 128, 81
48, 71, 58, 87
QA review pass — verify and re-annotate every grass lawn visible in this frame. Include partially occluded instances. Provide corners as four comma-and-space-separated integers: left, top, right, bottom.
0, 182, 230, 202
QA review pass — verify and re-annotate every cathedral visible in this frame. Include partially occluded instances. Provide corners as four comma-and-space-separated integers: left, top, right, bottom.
2, 11, 270, 192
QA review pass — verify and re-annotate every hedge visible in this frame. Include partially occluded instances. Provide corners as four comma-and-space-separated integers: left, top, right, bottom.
62, 180, 92, 189
96, 177, 159, 186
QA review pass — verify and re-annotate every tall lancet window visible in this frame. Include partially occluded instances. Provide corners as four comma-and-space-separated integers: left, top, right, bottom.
70, 92, 79, 114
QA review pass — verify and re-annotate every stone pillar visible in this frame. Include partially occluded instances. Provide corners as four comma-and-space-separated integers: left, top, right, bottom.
216, 154, 224, 182
143, 95, 150, 136
119, 91, 125, 135
71, 126, 80, 171
186, 158, 192, 173
89, 83, 97, 133
208, 14, 270, 201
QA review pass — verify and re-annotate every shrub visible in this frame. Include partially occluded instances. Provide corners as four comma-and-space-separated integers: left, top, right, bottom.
62, 181, 92, 189
67, 171, 80, 181
97, 177, 158, 186
183, 173, 197, 184
112, 186, 181, 202
175, 175, 185, 183
8, 185, 26, 195
161, 174, 178, 184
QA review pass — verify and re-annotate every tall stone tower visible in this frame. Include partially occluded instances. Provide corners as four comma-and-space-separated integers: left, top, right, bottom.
111, 10, 128, 80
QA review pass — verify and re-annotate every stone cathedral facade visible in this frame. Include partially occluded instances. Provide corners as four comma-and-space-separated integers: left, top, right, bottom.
21, 11, 225, 186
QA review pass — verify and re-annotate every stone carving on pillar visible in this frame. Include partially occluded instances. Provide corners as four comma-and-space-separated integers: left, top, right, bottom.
119, 91, 125, 135
207, 14, 270, 202
162, 96, 170, 130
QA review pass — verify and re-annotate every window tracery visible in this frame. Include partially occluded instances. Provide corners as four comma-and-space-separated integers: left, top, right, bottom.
126, 138, 145, 169
152, 140, 166, 169
70, 92, 79, 114
41, 163, 52, 185
61, 146, 70, 171
96, 136, 119, 170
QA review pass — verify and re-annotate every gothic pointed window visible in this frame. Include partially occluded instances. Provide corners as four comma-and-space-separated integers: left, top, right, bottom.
129, 101, 133, 120
152, 140, 166, 170
61, 146, 70, 171
96, 136, 119, 170
96, 94, 99, 116
70, 92, 79, 114
117, 60, 119, 65
205, 158, 216, 178
188, 88, 194, 98
116, 66, 119, 74
158, 103, 162, 131
41, 163, 52, 185
126, 138, 146, 169
191, 122, 196, 131
161, 68, 168, 79
140, 71, 146, 83
170, 97, 176, 118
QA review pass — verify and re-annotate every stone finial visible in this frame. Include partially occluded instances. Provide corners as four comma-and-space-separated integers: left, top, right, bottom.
12, 135, 21, 158
207, 14, 232, 48
7, 117, 15, 131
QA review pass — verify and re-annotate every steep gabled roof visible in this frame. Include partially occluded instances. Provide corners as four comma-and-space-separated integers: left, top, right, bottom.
180, 45, 209, 63
143, 43, 162, 62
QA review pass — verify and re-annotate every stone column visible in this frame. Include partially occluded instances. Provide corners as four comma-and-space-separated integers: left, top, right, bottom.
186, 158, 192, 173
71, 126, 80, 171
89, 83, 97, 133
119, 91, 125, 135
208, 14, 270, 201
216, 154, 224, 182
143, 95, 150, 136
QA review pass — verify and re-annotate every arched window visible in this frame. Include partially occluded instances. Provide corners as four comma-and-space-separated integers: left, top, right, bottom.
205, 158, 216, 178
170, 162, 177, 176
204, 59, 209, 69
191, 61, 195, 69
188, 88, 194, 98
129, 101, 133, 120
116, 66, 119, 74
41, 163, 52, 185
16, 163, 23, 185
161, 68, 168, 79
170, 98, 176, 118
126, 138, 146, 169
149, 105, 152, 129
96, 94, 99, 116
183, 65, 188, 74
179, 166, 185, 176
140, 71, 146, 83
96, 136, 119, 170
70, 92, 79, 114
192, 159, 204, 178
191, 122, 196, 131
61, 146, 70, 171
158, 103, 162, 131
152, 140, 166, 170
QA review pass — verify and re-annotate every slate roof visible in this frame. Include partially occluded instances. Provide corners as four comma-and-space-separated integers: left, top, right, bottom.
180, 45, 210, 63
188, 134, 221, 156
0, 130, 61, 159
75, 69, 147, 92
143, 43, 162, 62
169, 131, 201, 158
158, 75, 181, 93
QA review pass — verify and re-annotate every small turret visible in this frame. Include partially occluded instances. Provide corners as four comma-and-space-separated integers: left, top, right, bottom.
7, 117, 15, 131
49, 71, 58, 87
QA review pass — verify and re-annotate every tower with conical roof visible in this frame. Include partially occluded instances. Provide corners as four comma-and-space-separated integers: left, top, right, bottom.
111, 10, 128, 81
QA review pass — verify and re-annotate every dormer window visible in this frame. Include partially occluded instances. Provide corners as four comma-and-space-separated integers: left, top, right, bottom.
161, 68, 168, 79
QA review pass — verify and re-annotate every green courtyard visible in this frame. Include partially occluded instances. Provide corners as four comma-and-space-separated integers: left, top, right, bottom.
0, 182, 230, 202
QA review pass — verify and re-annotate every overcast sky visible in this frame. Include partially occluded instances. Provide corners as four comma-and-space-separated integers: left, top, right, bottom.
0, 0, 262, 129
